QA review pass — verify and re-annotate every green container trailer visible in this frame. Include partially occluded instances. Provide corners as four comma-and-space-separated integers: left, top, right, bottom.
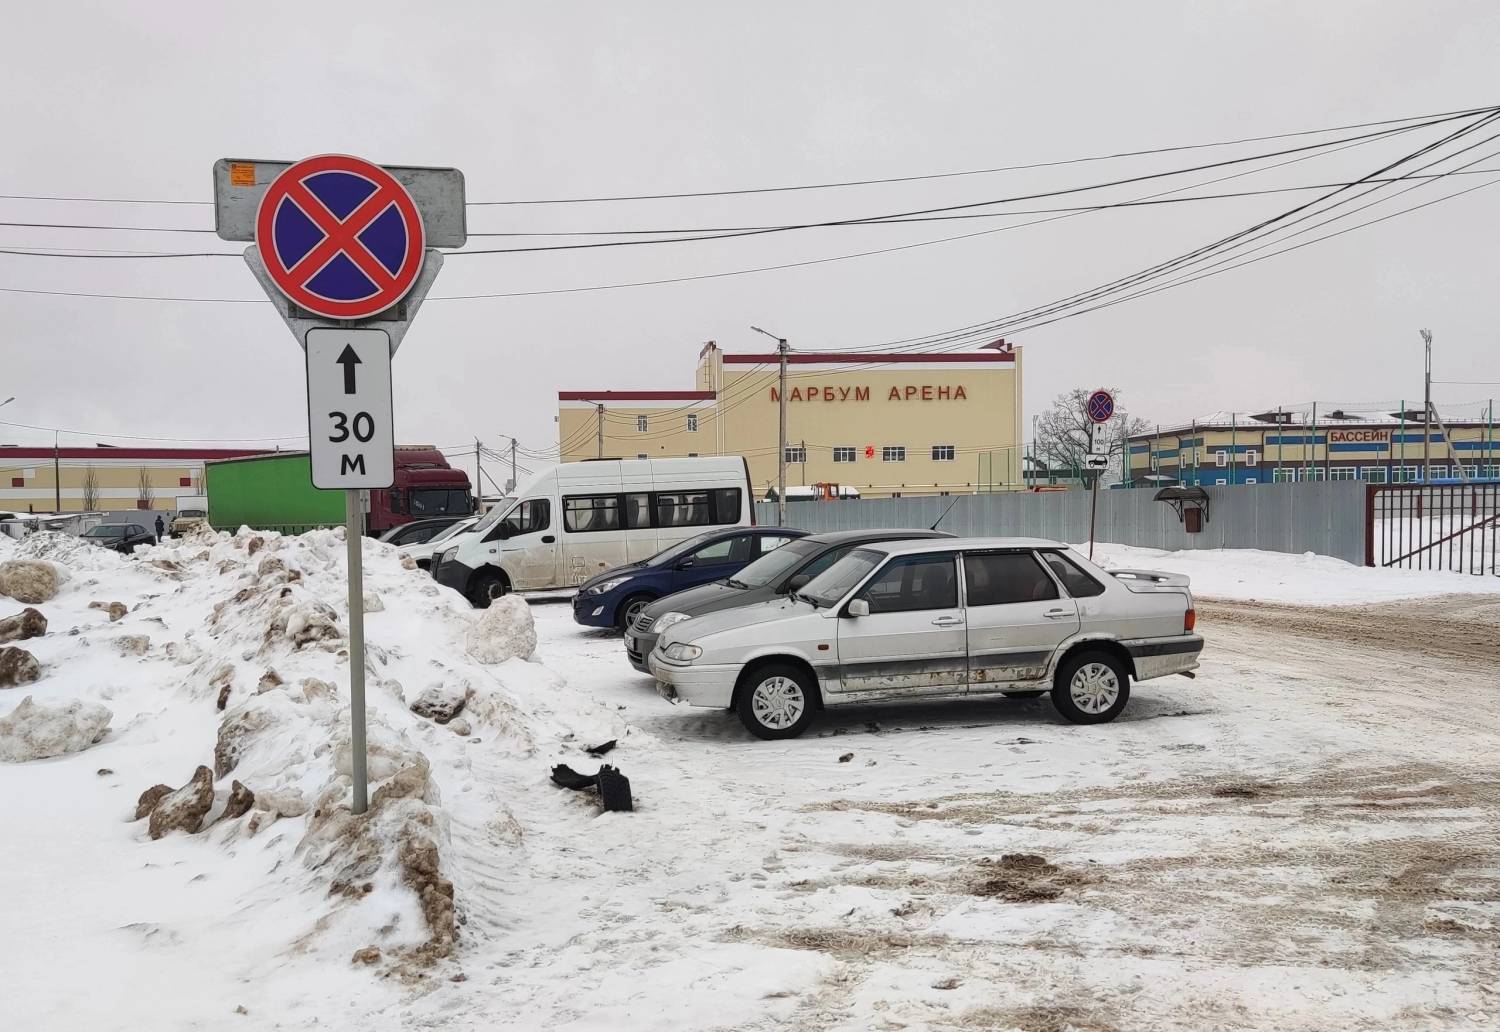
205, 453, 345, 534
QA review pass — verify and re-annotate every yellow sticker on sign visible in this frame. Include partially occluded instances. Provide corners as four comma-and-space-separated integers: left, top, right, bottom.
229, 162, 256, 187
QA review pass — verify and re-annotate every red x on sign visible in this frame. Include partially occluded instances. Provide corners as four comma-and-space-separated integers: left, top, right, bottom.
255, 154, 426, 320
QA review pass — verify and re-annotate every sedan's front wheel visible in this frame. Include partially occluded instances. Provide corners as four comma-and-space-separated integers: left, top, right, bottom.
1051, 651, 1130, 724
736, 663, 817, 740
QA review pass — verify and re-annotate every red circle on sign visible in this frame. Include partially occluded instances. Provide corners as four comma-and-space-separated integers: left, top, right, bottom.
1086, 389, 1115, 424
255, 154, 425, 320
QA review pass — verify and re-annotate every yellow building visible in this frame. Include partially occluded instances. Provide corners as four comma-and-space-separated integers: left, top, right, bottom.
0, 446, 267, 514
559, 344, 1023, 498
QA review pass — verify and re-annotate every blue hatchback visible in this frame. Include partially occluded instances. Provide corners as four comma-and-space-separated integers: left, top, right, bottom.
572, 526, 808, 631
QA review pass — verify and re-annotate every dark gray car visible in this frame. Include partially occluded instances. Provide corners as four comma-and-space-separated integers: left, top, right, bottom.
624, 528, 952, 672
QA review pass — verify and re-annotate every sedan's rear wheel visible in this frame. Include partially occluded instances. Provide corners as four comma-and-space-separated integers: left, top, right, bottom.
736, 663, 817, 740
1051, 651, 1130, 724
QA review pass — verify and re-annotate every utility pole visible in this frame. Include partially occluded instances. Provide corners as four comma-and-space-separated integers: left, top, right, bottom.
510, 437, 517, 492
475, 438, 482, 506
751, 326, 790, 524
596, 403, 604, 460
1420, 329, 1433, 483
800, 439, 807, 486
53, 430, 61, 513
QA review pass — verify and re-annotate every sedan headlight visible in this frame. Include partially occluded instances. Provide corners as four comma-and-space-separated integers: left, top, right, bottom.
441, 547, 459, 564
663, 642, 703, 662
586, 576, 632, 596
651, 612, 692, 633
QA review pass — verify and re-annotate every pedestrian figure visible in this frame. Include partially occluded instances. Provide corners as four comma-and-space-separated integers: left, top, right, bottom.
155, 514, 165, 543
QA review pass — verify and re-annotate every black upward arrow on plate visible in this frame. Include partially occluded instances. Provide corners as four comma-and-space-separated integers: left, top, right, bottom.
336, 344, 361, 394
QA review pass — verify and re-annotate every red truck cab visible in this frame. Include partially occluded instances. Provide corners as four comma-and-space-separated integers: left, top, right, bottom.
371, 446, 475, 534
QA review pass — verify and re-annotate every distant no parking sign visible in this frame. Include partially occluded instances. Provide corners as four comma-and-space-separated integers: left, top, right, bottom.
255, 154, 426, 320
1086, 389, 1116, 424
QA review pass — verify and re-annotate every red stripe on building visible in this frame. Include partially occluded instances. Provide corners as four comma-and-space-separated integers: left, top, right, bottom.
720, 352, 1014, 364
557, 391, 717, 401
0, 447, 270, 461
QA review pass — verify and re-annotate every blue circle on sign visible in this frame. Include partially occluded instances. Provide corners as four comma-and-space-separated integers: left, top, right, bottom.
256, 155, 425, 320
1087, 390, 1115, 423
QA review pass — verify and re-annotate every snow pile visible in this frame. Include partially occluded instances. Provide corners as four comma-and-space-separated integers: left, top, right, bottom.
1086, 542, 1500, 604
464, 593, 537, 663
0, 695, 112, 762
0, 524, 633, 1015
0, 558, 63, 603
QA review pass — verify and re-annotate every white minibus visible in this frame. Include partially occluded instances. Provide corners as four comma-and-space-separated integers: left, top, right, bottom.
431, 456, 754, 606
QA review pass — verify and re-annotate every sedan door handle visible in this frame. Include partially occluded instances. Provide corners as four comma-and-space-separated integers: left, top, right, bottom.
541, 535, 556, 543
932, 616, 965, 627
1043, 609, 1072, 619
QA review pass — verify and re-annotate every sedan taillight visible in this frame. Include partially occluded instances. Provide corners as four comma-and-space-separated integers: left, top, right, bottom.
1184, 608, 1196, 633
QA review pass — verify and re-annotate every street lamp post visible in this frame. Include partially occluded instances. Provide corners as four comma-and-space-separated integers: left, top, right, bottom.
750, 326, 790, 525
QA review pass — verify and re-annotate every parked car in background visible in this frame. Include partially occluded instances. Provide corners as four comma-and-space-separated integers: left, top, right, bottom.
82, 522, 156, 554
649, 537, 1202, 739
573, 526, 808, 631
626, 528, 952, 672
399, 516, 479, 571
380, 515, 467, 547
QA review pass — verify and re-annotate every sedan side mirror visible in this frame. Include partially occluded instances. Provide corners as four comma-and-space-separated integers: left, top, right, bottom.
676, 557, 695, 569
784, 573, 811, 593
846, 598, 870, 618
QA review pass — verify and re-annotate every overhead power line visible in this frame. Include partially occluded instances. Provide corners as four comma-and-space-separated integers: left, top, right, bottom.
0, 112, 1479, 257
2, 103, 1491, 207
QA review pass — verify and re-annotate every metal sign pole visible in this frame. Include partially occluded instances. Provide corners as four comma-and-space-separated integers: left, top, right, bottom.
345, 488, 369, 815
1087, 422, 1099, 561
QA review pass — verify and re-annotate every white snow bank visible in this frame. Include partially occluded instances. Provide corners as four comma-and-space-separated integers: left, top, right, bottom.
0, 695, 111, 762
1, 524, 634, 1028
1086, 542, 1500, 604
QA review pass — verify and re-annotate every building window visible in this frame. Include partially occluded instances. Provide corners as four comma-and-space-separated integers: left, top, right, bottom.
1215, 451, 1229, 467
882, 446, 906, 462
687, 414, 698, 433
1364, 467, 1388, 483
785, 445, 806, 464
1329, 467, 1357, 481
1245, 478, 1257, 485
687, 452, 699, 458
1484, 466, 1500, 479
1303, 467, 1326, 481
1462, 465, 1478, 479
1215, 478, 1228, 486
1395, 466, 1420, 483
179, 477, 192, 488
636, 415, 648, 432
9, 477, 21, 488
637, 453, 647, 460
832, 447, 856, 463
1272, 468, 1295, 483
931, 445, 955, 462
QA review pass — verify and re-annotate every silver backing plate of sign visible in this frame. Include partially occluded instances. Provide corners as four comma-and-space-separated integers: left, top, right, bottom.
213, 159, 466, 248
244, 245, 444, 356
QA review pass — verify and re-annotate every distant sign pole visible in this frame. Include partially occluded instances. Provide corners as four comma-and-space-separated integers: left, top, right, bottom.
216, 155, 465, 815
1085, 389, 1116, 562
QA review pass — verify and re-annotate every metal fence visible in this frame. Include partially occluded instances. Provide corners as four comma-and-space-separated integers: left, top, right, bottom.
757, 481, 1369, 564
1365, 483, 1500, 575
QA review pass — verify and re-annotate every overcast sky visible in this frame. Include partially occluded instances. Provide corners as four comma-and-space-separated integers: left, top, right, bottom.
3, 1, 1497, 477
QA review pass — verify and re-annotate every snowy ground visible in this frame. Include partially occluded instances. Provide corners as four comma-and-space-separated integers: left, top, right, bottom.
3, 534, 1498, 1031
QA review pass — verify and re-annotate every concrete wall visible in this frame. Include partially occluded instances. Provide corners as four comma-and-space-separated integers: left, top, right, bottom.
756, 481, 1369, 564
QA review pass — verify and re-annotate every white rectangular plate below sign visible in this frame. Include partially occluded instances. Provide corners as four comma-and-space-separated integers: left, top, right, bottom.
1084, 452, 1111, 470
305, 328, 395, 490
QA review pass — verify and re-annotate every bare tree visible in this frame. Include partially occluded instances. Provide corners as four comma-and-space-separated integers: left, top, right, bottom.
1034, 387, 1151, 486
136, 467, 155, 509
81, 466, 101, 511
